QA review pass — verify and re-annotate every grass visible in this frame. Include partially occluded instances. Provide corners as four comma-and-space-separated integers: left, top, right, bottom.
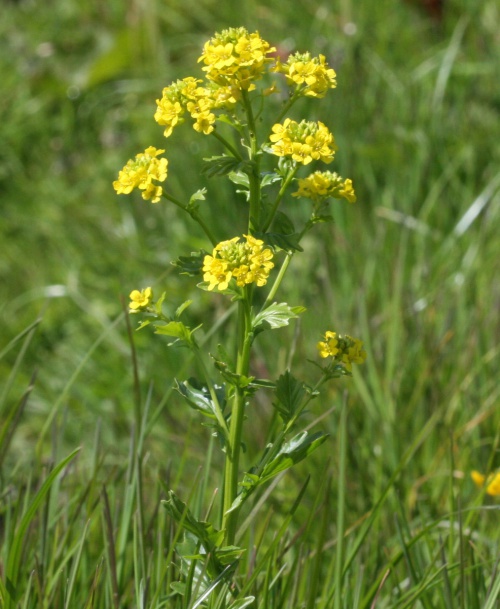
1, 0, 499, 607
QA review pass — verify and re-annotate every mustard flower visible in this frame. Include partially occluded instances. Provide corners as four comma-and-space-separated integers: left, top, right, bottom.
273, 52, 337, 98
293, 171, 356, 203
113, 147, 168, 203
129, 287, 153, 312
471, 470, 500, 496
317, 331, 366, 371
269, 119, 337, 165
317, 331, 339, 358
198, 27, 275, 91
203, 235, 274, 291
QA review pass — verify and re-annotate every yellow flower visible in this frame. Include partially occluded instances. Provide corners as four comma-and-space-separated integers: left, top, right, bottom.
293, 171, 356, 203
269, 119, 337, 165
113, 147, 168, 203
471, 470, 500, 496
273, 52, 337, 98
317, 331, 339, 358
129, 287, 153, 312
202, 235, 274, 291
317, 331, 366, 371
198, 27, 275, 91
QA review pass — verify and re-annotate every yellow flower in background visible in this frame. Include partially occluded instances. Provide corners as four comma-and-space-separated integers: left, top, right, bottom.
113, 147, 168, 203
471, 470, 500, 496
198, 27, 275, 90
293, 171, 356, 203
269, 119, 337, 165
129, 287, 153, 312
317, 331, 366, 371
273, 52, 337, 98
202, 235, 274, 291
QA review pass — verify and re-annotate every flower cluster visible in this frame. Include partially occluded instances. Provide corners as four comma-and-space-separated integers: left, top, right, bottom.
203, 235, 274, 291
293, 170, 356, 203
471, 470, 500, 496
113, 147, 168, 203
273, 52, 337, 98
269, 119, 337, 165
129, 287, 153, 312
198, 27, 275, 91
317, 331, 366, 371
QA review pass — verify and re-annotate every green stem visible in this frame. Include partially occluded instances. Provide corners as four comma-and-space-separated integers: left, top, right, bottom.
262, 165, 299, 233
211, 129, 244, 161
222, 294, 253, 543
274, 88, 301, 124
241, 90, 261, 232
162, 192, 218, 246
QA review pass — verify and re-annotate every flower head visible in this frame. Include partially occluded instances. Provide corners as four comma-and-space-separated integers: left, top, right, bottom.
129, 287, 153, 312
471, 470, 500, 496
317, 331, 366, 371
269, 119, 337, 165
273, 52, 337, 98
202, 235, 274, 291
293, 171, 356, 203
198, 27, 275, 91
113, 147, 168, 203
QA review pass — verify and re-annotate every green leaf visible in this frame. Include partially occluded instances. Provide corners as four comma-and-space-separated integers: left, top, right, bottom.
175, 378, 226, 417
175, 299, 192, 319
188, 188, 207, 208
154, 291, 167, 315
163, 491, 224, 550
211, 357, 256, 391
228, 170, 250, 188
155, 321, 193, 343
201, 155, 242, 178
171, 250, 207, 277
256, 231, 303, 252
273, 370, 306, 423
260, 172, 282, 189
227, 597, 256, 609
252, 303, 305, 333
273, 210, 296, 235
259, 431, 328, 484
135, 319, 151, 331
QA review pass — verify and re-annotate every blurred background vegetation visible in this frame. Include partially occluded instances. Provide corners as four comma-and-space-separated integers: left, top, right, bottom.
1, 0, 499, 602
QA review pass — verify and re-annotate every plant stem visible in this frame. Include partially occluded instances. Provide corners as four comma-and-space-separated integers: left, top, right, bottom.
162, 192, 218, 246
261, 165, 299, 232
242, 91, 261, 232
222, 296, 253, 544
211, 130, 244, 161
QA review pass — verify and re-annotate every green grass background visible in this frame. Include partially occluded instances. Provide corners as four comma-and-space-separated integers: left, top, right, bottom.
1, 0, 499, 607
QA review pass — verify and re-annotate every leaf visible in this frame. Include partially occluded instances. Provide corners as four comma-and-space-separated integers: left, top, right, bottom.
135, 319, 151, 331
211, 357, 256, 391
273, 370, 306, 423
227, 597, 256, 609
228, 170, 250, 188
154, 291, 167, 315
260, 172, 282, 189
171, 250, 207, 276
201, 155, 243, 178
175, 300, 192, 319
259, 431, 328, 484
174, 378, 226, 417
255, 231, 303, 252
155, 321, 193, 343
188, 188, 207, 207
272, 210, 296, 235
252, 303, 305, 333
163, 491, 225, 551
